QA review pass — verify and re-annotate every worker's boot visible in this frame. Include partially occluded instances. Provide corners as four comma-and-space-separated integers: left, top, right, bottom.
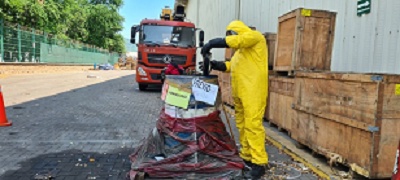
243, 160, 253, 171
244, 164, 266, 179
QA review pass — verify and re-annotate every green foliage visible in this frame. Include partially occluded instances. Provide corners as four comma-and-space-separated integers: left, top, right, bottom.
0, 0, 126, 53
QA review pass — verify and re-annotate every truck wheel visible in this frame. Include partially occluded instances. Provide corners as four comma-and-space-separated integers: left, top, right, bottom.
139, 84, 147, 91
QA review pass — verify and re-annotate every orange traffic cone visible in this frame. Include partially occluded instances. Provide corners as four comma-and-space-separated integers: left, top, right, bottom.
0, 85, 12, 126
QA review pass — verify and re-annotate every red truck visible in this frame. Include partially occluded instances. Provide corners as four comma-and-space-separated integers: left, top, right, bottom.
130, 7, 204, 91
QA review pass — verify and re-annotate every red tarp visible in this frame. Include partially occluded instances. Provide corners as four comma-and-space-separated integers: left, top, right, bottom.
127, 109, 244, 179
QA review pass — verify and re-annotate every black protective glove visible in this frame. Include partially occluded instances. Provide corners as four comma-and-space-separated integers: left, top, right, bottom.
199, 60, 227, 72
201, 38, 229, 56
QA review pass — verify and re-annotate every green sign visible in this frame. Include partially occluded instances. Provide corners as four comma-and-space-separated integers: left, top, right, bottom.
357, 0, 371, 16
165, 86, 191, 109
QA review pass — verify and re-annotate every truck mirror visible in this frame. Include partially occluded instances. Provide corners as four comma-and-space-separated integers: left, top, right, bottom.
131, 25, 138, 44
199, 31, 204, 47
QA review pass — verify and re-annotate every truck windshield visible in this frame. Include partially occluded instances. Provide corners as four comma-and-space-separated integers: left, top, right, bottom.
141, 25, 195, 47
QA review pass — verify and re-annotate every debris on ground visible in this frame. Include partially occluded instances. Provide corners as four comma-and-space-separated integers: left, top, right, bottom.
263, 161, 302, 179
87, 75, 100, 79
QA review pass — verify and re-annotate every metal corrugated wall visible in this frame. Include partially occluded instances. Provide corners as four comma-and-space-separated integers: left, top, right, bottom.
186, 0, 237, 61
184, 0, 400, 74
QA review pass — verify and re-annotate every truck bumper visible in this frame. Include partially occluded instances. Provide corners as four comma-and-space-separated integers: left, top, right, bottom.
136, 64, 163, 84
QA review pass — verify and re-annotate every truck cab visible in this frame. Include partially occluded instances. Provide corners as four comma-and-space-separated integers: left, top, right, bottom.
131, 19, 203, 91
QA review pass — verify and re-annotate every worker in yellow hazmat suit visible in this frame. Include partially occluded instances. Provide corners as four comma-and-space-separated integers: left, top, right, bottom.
200, 20, 269, 179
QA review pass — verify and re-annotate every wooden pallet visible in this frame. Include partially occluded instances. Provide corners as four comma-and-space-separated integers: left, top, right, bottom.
266, 119, 292, 137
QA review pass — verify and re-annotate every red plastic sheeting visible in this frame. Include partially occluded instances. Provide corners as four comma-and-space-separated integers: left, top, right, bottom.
393, 141, 400, 180
165, 63, 184, 75
127, 109, 244, 179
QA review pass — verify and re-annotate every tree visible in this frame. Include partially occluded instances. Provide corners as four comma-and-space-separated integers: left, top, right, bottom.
85, 3, 125, 52
0, 0, 126, 53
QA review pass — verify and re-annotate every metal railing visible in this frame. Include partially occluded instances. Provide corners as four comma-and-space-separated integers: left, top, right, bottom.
0, 19, 120, 65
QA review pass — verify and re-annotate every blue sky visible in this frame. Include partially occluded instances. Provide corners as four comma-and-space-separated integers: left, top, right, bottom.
120, 0, 176, 39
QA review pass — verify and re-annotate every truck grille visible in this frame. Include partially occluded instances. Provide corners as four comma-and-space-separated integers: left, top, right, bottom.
147, 54, 187, 65
150, 73, 161, 80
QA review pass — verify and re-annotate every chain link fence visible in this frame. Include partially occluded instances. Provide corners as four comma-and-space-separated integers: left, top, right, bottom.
0, 19, 120, 65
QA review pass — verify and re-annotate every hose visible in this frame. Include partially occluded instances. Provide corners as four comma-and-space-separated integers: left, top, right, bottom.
203, 53, 210, 76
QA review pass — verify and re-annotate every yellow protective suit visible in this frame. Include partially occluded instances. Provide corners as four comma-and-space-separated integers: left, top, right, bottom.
224, 21, 269, 165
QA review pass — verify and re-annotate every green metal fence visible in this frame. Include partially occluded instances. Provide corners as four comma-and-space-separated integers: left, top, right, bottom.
0, 19, 120, 65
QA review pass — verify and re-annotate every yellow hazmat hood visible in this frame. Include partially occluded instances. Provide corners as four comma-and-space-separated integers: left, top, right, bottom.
226, 20, 252, 35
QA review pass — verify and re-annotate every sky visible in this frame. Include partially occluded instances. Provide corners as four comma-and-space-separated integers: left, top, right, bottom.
119, 0, 176, 39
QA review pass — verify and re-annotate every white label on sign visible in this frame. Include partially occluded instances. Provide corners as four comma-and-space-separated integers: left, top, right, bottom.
191, 78, 218, 105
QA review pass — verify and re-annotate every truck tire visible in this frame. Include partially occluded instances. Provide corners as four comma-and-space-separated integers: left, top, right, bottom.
139, 84, 148, 91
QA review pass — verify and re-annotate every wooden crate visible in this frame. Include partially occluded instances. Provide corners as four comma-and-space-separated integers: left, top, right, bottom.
219, 72, 234, 107
292, 72, 400, 179
264, 33, 277, 70
126, 57, 134, 63
264, 71, 273, 119
225, 48, 235, 61
131, 60, 137, 70
274, 8, 336, 74
126, 62, 132, 70
266, 75, 295, 133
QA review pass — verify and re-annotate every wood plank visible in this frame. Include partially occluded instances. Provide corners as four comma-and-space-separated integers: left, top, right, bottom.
291, 110, 373, 173
264, 33, 277, 69
371, 83, 384, 178
308, 9, 336, 18
295, 71, 400, 83
373, 118, 400, 178
299, 17, 331, 70
292, 9, 304, 71
325, 13, 336, 71
294, 76, 378, 125
382, 83, 400, 119
273, 66, 292, 71
278, 10, 298, 23
283, 95, 294, 132
268, 92, 278, 124
295, 72, 384, 83
294, 105, 371, 131
275, 17, 297, 67
268, 75, 295, 132
225, 48, 235, 61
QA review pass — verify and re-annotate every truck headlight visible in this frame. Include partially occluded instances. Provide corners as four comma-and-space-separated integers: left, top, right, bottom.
138, 67, 147, 76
